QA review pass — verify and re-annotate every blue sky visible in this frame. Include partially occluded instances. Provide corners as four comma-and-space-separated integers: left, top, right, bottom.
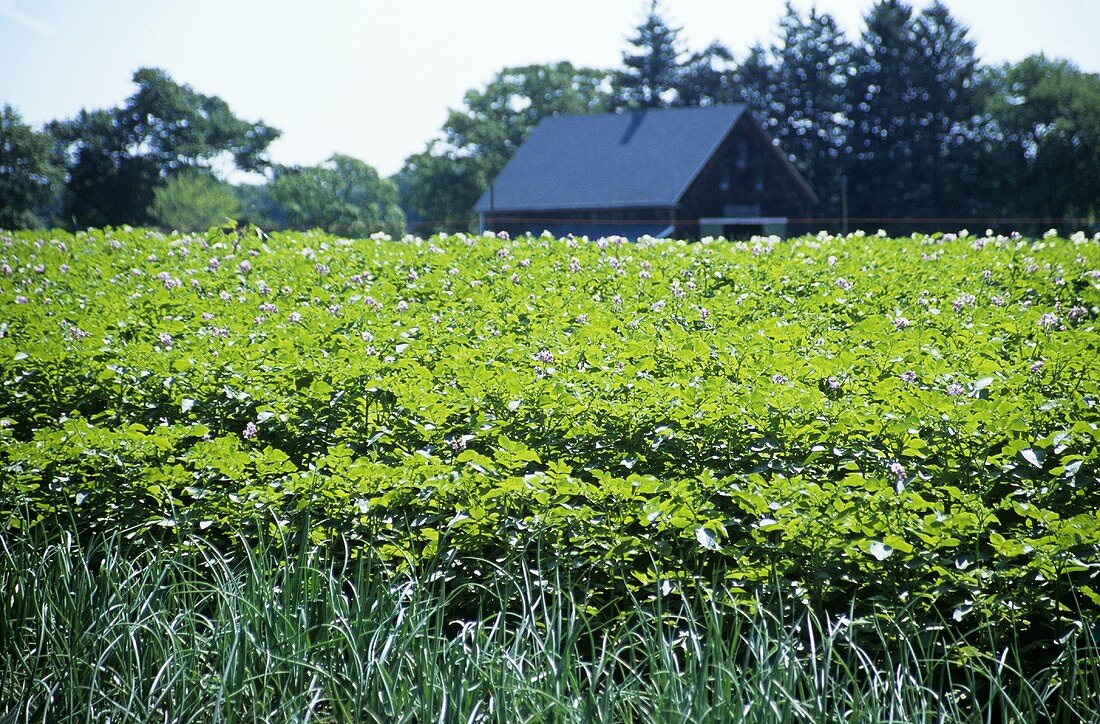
2, 0, 1097, 178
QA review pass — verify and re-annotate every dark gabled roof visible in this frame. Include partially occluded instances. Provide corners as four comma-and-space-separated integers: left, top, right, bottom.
475, 105, 749, 213
474, 104, 816, 214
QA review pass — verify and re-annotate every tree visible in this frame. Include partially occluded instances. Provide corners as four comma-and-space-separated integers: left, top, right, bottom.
234, 183, 287, 231
675, 42, 737, 108
984, 55, 1100, 225
399, 62, 613, 233
732, 4, 854, 216
908, 2, 984, 217
0, 104, 61, 229
147, 171, 241, 232
48, 108, 159, 228
845, 0, 924, 218
614, 1, 684, 108
119, 68, 279, 175
49, 67, 279, 228
268, 154, 405, 238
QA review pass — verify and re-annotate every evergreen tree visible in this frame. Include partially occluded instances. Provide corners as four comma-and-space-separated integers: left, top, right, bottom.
750, 4, 855, 216
614, 1, 684, 108
909, 2, 983, 218
843, 0, 988, 224
675, 42, 736, 108
730, 45, 778, 126
845, 0, 924, 219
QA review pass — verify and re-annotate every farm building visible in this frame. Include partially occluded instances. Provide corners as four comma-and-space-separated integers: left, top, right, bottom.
474, 104, 818, 240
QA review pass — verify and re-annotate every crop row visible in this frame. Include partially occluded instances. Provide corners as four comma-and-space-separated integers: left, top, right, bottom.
1, 226, 1098, 631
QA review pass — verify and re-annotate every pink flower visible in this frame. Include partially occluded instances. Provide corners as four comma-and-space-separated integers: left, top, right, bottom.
952, 293, 976, 312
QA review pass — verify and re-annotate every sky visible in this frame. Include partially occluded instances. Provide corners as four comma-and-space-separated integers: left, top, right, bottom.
2, 0, 1098, 179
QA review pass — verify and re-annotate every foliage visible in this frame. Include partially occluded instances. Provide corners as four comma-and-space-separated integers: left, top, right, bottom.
984, 55, 1100, 223
615, 0, 685, 109
47, 67, 278, 229
399, 62, 614, 233
268, 154, 405, 238
0, 105, 61, 230
0, 227, 1097, 639
233, 181, 286, 231
147, 172, 241, 232
737, 4, 855, 216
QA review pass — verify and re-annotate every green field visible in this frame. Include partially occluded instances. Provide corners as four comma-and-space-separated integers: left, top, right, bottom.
2, 226, 1099, 721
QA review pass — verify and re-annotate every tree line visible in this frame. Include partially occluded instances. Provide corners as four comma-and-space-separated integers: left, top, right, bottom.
0, 68, 405, 237
3, 0, 1098, 235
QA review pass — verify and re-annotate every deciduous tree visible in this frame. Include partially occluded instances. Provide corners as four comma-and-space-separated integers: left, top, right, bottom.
0, 104, 61, 229
399, 62, 612, 232
148, 171, 241, 232
269, 154, 405, 238
49, 67, 279, 228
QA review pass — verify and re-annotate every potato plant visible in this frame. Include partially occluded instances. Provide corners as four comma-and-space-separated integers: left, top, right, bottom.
1, 226, 1097, 632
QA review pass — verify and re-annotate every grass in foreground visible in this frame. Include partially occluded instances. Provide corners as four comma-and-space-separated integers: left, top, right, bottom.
2, 527, 1098, 723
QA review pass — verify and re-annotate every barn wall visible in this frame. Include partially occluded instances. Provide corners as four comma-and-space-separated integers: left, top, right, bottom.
677, 116, 814, 226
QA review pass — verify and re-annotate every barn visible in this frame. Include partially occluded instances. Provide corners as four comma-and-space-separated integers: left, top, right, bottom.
474, 104, 818, 240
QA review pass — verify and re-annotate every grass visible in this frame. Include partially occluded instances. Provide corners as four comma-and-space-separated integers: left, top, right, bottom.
2, 525, 1097, 723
